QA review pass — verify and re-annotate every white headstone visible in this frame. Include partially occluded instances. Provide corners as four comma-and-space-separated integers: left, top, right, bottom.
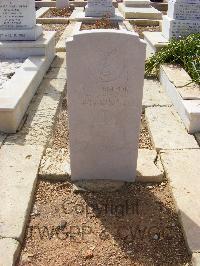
85, 0, 115, 17
56, 0, 70, 9
162, 0, 200, 39
0, 0, 42, 41
66, 30, 146, 181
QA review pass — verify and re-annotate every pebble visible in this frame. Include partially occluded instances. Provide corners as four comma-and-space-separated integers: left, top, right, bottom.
0, 58, 25, 89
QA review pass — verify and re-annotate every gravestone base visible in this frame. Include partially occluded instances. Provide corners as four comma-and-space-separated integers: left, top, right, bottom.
162, 15, 200, 40
0, 25, 43, 41
143, 31, 168, 58
118, 3, 162, 20
0, 31, 56, 133
70, 9, 123, 22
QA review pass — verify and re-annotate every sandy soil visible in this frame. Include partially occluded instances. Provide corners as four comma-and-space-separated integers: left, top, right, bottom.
42, 24, 67, 43
17, 180, 191, 265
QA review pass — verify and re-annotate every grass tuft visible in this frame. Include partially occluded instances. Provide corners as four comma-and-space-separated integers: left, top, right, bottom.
145, 33, 200, 84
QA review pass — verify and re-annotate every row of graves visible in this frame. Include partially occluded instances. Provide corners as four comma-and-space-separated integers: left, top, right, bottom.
144, 0, 200, 133
0, 0, 199, 156
0, 0, 199, 264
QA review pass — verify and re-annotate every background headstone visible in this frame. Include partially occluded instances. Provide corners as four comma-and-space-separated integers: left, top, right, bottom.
0, 0, 42, 41
85, 0, 115, 17
66, 30, 146, 181
162, 0, 200, 40
56, 0, 69, 9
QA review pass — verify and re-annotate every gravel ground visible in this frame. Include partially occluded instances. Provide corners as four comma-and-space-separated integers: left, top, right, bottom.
0, 59, 25, 89
81, 21, 119, 30
17, 180, 191, 265
42, 7, 73, 18
133, 25, 160, 39
42, 24, 68, 43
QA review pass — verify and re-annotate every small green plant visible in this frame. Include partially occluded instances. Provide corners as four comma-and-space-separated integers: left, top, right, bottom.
145, 33, 200, 84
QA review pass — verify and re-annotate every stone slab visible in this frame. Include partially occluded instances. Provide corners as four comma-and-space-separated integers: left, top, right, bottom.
142, 78, 172, 109
0, 56, 49, 133
160, 149, 200, 252
0, 145, 43, 241
0, 25, 43, 41
161, 65, 200, 100
124, 0, 151, 7
56, 22, 77, 52
192, 253, 200, 266
0, 31, 56, 59
160, 65, 200, 133
143, 31, 168, 58
145, 106, 199, 150
195, 132, 200, 146
66, 30, 146, 181
118, 4, 162, 19
45, 66, 66, 79
39, 148, 164, 183
0, 133, 6, 148
70, 9, 123, 22
0, 238, 21, 266
51, 52, 67, 68
5, 78, 66, 146
136, 149, 164, 182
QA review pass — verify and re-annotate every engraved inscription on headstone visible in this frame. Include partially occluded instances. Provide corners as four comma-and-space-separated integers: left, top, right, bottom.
0, 0, 42, 41
85, 0, 115, 17
66, 31, 146, 181
0, 0, 35, 29
162, 0, 200, 39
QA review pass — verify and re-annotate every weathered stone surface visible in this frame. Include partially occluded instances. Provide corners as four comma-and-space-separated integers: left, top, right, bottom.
39, 148, 164, 183
136, 149, 164, 182
56, 0, 69, 9
118, 3, 162, 19
5, 78, 65, 146
45, 67, 66, 79
142, 79, 172, 109
161, 149, 200, 252
192, 253, 200, 266
85, 0, 115, 17
0, 133, 6, 148
39, 147, 70, 179
67, 30, 146, 181
73, 180, 125, 192
160, 64, 200, 134
51, 52, 67, 68
195, 132, 200, 147
0, 238, 21, 266
162, 15, 200, 40
0, 145, 43, 241
145, 106, 199, 150
161, 64, 200, 100
56, 23, 77, 52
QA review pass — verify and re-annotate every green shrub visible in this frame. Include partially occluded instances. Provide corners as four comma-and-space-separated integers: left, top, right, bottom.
145, 33, 200, 84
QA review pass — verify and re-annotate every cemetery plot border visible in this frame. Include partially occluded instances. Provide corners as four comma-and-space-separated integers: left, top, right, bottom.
159, 64, 200, 133
36, 7, 71, 24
